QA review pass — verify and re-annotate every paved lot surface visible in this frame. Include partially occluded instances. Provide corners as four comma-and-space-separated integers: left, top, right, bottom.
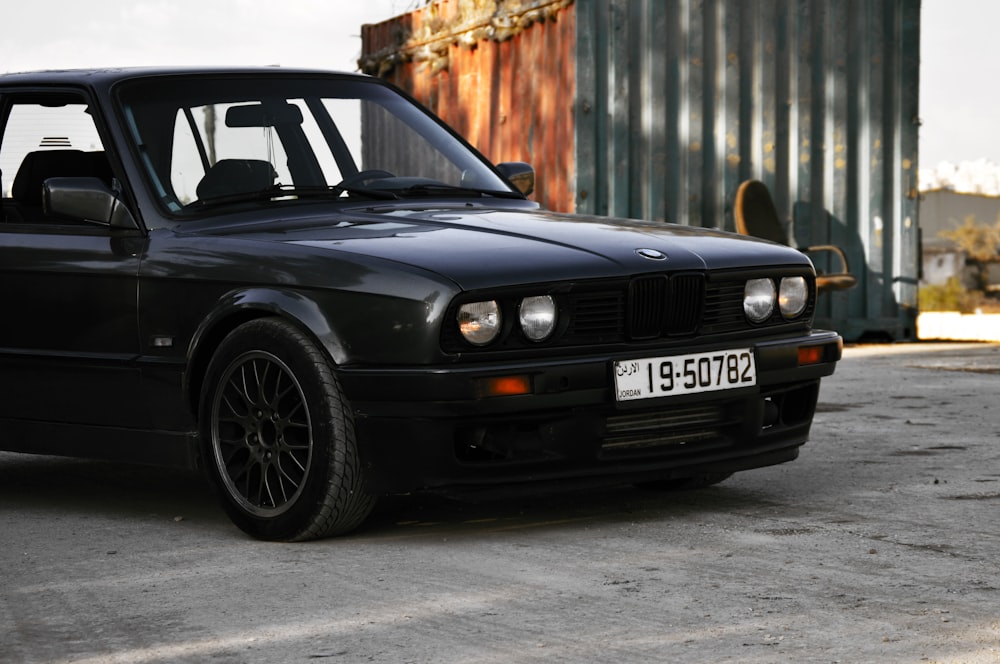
2, 342, 999, 663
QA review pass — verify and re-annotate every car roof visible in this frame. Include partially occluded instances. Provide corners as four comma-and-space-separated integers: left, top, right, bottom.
0, 66, 369, 91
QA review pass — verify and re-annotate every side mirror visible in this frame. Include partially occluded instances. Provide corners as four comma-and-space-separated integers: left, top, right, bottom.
43, 177, 140, 230
496, 161, 535, 196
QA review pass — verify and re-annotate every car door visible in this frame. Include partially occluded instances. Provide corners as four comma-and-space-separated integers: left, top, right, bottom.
0, 92, 147, 429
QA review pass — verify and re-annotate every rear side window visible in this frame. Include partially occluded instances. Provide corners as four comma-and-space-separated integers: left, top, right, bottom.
0, 102, 104, 198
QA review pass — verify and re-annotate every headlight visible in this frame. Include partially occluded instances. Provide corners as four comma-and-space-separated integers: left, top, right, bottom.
519, 295, 557, 341
778, 276, 808, 318
457, 300, 501, 345
744, 278, 776, 323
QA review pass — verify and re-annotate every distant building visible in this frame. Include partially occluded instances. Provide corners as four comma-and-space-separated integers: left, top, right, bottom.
919, 188, 1000, 289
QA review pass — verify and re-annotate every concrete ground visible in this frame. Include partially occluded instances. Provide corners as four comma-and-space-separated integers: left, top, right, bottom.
1, 342, 999, 663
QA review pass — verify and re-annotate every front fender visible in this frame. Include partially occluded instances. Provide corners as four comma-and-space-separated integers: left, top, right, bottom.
190, 287, 351, 363
183, 284, 455, 412
183, 287, 350, 412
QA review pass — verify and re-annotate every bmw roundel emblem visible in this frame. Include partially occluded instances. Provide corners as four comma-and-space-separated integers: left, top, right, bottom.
636, 248, 667, 261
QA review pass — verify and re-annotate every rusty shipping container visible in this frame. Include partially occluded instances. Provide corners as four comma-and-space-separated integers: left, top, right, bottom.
360, 0, 921, 341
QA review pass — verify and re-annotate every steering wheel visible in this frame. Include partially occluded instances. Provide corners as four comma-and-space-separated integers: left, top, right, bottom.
336, 169, 395, 189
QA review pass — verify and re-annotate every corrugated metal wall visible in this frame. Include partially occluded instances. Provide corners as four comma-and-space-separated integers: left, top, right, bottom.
361, 0, 921, 340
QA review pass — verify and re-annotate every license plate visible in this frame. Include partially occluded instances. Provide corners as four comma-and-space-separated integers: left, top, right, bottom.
614, 348, 756, 401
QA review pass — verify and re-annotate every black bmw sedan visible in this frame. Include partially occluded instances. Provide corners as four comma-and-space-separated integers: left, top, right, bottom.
0, 67, 841, 540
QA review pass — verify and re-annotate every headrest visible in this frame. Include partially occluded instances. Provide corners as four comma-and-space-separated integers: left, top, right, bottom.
196, 159, 278, 200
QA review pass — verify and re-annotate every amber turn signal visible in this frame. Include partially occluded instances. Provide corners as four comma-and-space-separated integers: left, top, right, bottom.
477, 375, 532, 398
797, 345, 825, 366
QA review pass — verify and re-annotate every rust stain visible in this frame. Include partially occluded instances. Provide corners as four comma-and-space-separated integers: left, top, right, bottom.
359, 0, 575, 78
362, 0, 577, 212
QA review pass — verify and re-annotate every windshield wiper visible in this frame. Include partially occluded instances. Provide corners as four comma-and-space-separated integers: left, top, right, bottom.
195, 184, 398, 207
394, 183, 523, 199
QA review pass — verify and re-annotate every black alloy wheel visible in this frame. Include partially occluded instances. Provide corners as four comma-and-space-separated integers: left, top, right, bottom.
201, 318, 374, 541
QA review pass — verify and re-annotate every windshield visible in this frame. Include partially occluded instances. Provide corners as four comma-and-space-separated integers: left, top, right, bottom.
115, 75, 517, 216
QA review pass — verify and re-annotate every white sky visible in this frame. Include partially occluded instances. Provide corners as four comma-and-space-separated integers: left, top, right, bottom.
919, 0, 998, 167
0, 0, 990, 169
0, 1, 412, 74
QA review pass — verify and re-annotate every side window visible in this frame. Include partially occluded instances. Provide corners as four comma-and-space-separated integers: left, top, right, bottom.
0, 99, 109, 223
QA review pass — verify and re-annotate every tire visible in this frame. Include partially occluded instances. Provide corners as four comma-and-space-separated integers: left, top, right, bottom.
636, 472, 733, 492
200, 318, 375, 541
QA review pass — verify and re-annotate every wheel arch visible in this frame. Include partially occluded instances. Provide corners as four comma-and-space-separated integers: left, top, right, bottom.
184, 287, 348, 418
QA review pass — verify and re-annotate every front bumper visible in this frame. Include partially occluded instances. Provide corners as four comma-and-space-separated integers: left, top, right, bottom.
338, 330, 842, 494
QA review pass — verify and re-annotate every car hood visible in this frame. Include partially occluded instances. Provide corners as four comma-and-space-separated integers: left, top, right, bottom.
219, 204, 812, 291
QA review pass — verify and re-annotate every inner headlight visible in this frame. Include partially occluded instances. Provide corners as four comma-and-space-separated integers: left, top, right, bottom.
519, 295, 557, 341
457, 300, 501, 346
744, 278, 776, 323
779, 276, 808, 318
